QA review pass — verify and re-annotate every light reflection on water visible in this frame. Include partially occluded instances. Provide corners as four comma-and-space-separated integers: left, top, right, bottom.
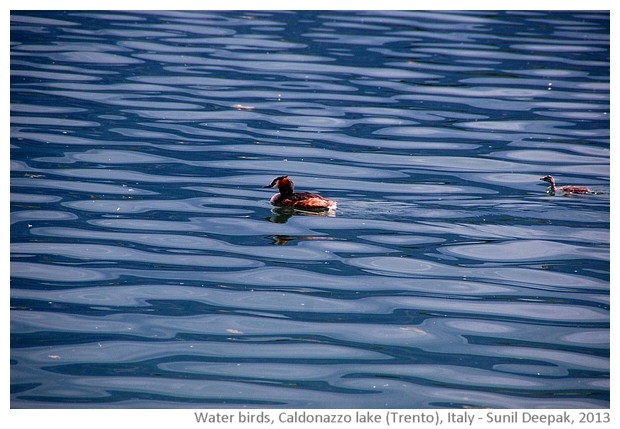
11, 10, 609, 408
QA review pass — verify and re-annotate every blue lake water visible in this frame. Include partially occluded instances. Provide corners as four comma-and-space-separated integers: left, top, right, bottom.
10, 10, 609, 408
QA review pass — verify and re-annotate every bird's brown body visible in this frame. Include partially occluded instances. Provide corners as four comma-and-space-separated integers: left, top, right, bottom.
264, 176, 336, 211
540, 175, 592, 195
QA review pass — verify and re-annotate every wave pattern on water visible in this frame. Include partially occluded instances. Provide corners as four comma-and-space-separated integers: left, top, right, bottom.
11, 10, 609, 408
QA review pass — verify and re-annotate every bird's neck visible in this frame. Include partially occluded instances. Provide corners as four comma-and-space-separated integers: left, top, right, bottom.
279, 183, 294, 196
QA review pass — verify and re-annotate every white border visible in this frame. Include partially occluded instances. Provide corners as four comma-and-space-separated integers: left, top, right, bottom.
5, 2, 615, 428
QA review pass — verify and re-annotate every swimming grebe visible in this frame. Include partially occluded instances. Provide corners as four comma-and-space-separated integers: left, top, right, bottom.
264, 176, 337, 211
540, 175, 592, 195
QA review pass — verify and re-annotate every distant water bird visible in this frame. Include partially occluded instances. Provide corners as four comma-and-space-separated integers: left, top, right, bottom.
540, 175, 592, 196
264, 176, 337, 211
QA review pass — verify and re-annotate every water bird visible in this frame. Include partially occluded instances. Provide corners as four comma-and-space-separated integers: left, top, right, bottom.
264, 176, 337, 211
540, 175, 592, 196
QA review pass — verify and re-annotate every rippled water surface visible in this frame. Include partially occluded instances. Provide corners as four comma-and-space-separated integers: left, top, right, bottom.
10, 10, 609, 408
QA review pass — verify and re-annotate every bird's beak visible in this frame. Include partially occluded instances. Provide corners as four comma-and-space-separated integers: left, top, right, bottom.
264, 178, 278, 188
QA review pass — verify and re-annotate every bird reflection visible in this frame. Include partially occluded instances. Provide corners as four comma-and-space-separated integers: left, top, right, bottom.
266, 206, 336, 224
270, 234, 339, 245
